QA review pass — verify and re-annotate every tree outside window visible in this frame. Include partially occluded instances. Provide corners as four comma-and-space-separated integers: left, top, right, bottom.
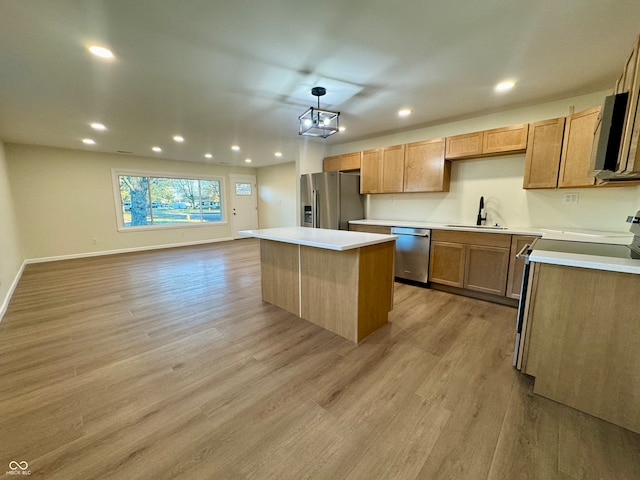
117, 173, 224, 228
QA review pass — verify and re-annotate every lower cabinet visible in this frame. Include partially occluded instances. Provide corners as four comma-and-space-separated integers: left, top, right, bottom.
429, 230, 511, 296
428, 241, 465, 287
464, 244, 510, 295
430, 230, 534, 300
350, 225, 537, 304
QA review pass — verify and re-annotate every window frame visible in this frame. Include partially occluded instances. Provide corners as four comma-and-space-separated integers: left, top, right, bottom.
111, 168, 227, 232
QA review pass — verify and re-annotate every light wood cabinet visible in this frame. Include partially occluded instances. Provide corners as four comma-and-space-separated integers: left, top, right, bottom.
360, 145, 405, 193
381, 144, 405, 192
445, 132, 483, 159
523, 118, 566, 189
506, 235, 538, 299
429, 241, 466, 287
558, 106, 600, 187
520, 262, 640, 434
616, 34, 640, 175
464, 245, 510, 296
445, 124, 528, 160
260, 238, 395, 343
403, 139, 451, 192
429, 230, 511, 296
323, 152, 361, 172
482, 124, 529, 155
348, 224, 392, 234
360, 149, 383, 193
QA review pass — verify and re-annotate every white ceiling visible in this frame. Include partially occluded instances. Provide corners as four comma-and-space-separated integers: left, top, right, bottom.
1, 0, 639, 167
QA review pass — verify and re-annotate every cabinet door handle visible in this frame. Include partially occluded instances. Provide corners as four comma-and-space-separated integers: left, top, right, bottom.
516, 243, 531, 260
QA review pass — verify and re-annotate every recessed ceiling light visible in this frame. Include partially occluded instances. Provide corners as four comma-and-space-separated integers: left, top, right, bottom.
231, 145, 240, 151
152, 146, 162, 152
274, 152, 282, 157
244, 158, 252, 163
495, 81, 515, 92
90, 122, 107, 131
398, 108, 412, 117
88, 45, 114, 59
173, 135, 184, 143
82, 138, 96, 145
339, 126, 346, 132
204, 153, 213, 159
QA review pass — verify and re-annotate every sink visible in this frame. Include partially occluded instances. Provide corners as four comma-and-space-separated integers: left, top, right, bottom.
445, 224, 509, 230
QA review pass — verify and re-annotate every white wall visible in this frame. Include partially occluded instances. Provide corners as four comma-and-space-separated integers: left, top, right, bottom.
257, 162, 296, 228
6, 144, 257, 260
328, 90, 640, 232
0, 140, 24, 319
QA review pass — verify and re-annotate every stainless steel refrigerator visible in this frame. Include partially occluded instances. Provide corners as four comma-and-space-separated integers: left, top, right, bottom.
300, 172, 364, 230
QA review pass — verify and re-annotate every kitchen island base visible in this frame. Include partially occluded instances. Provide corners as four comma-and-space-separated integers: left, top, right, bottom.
520, 262, 640, 434
260, 239, 394, 343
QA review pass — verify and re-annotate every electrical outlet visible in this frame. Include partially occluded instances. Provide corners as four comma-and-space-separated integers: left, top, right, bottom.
563, 193, 579, 205
91, 238, 98, 245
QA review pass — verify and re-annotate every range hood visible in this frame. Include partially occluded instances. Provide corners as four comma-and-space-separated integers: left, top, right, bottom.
591, 92, 640, 182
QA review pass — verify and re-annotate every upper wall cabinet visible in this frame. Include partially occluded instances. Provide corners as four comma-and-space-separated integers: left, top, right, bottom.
445, 124, 528, 160
524, 108, 601, 189
558, 106, 600, 188
323, 152, 361, 172
616, 34, 640, 176
381, 145, 405, 192
360, 149, 383, 193
360, 145, 405, 194
403, 139, 450, 192
445, 131, 483, 159
523, 117, 566, 189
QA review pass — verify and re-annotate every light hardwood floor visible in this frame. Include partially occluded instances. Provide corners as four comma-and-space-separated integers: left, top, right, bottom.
1, 239, 638, 479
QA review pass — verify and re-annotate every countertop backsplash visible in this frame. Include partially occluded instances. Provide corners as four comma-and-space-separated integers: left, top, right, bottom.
365, 157, 640, 233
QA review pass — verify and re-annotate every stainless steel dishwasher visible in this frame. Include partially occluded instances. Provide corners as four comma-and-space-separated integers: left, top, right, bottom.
390, 227, 431, 283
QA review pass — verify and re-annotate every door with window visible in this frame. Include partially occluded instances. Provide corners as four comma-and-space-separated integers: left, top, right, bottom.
229, 174, 258, 238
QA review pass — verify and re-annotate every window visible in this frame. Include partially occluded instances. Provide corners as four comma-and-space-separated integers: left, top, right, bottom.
114, 170, 224, 230
235, 182, 252, 196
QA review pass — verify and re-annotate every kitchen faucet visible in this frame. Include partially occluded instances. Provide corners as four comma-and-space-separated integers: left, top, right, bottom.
476, 196, 487, 226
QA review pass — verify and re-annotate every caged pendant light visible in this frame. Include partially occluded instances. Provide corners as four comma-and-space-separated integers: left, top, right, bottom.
298, 87, 340, 138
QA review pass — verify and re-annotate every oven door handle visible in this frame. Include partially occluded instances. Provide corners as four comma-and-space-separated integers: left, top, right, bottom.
516, 243, 531, 260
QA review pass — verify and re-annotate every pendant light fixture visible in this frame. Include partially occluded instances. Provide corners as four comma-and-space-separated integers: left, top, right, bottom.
298, 87, 340, 138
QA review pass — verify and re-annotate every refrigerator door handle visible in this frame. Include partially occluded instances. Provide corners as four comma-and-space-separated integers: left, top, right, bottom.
313, 190, 319, 228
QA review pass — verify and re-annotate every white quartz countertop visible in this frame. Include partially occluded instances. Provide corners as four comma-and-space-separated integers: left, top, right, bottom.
349, 219, 633, 242
529, 249, 640, 275
349, 219, 540, 236
350, 218, 639, 274
239, 227, 396, 251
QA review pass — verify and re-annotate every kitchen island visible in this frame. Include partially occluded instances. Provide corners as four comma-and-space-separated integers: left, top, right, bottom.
518, 238, 640, 434
239, 227, 396, 343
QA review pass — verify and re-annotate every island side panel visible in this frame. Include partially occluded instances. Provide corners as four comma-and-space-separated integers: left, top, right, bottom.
299, 246, 359, 342
525, 263, 640, 434
259, 239, 300, 316
356, 241, 395, 342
